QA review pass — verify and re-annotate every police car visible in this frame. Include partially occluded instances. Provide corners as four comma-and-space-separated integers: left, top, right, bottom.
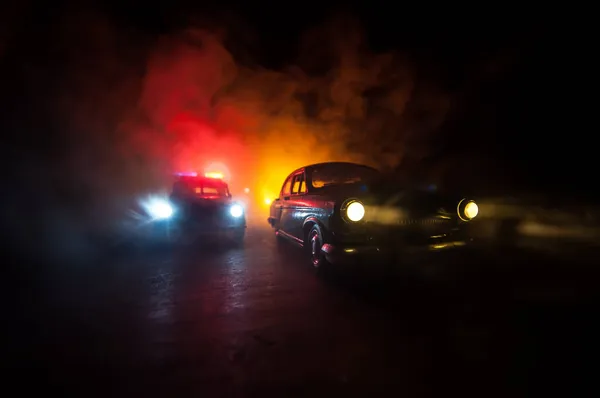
143, 171, 246, 246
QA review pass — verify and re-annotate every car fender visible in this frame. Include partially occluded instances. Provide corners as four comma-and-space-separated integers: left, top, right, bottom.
302, 216, 331, 243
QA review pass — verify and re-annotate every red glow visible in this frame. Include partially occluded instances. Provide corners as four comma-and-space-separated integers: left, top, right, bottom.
122, 30, 367, 219
130, 37, 254, 196
204, 162, 231, 182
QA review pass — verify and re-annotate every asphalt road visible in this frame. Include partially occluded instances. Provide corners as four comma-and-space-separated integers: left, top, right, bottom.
6, 223, 600, 397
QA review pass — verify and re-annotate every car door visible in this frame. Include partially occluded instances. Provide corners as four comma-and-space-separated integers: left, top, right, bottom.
271, 175, 292, 230
285, 172, 308, 239
280, 171, 305, 239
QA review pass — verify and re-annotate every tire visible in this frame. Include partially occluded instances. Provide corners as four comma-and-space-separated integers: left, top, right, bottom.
307, 224, 330, 274
231, 227, 245, 247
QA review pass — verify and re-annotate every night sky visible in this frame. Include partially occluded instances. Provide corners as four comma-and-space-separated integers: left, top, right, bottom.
1, 2, 594, 205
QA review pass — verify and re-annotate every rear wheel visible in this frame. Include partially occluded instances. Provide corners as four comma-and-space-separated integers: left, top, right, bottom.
307, 224, 330, 274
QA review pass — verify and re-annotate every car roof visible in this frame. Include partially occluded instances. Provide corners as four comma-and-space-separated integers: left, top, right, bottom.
176, 176, 228, 186
290, 161, 378, 175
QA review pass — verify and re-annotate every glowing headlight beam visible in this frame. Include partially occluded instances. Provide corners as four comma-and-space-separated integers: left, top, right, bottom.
464, 201, 478, 219
346, 201, 365, 222
230, 204, 244, 218
143, 198, 173, 220
457, 199, 478, 221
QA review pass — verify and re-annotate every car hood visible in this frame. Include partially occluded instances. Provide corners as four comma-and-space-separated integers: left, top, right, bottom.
183, 196, 231, 205
322, 181, 464, 218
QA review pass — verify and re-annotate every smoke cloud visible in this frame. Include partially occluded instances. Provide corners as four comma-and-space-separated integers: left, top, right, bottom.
4, 6, 457, 261
121, 16, 452, 201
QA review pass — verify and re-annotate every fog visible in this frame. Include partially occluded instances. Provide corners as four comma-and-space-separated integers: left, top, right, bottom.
1, 6, 510, 263
123, 16, 452, 201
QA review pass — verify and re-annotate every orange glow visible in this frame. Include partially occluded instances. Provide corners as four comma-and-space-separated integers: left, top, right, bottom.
205, 171, 224, 179
246, 119, 373, 216
204, 162, 231, 182
121, 30, 380, 221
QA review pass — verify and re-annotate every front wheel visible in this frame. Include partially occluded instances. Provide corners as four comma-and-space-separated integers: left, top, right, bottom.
165, 221, 185, 246
230, 227, 245, 246
307, 224, 330, 274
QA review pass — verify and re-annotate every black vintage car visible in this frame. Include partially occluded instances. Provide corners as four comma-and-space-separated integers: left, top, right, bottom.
144, 174, 246, 245
267, 162, 478, 270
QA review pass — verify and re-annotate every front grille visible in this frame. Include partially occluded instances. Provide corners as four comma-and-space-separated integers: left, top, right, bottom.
187, 204, 244, 229
337, 215, 459, 246
397, 217, 452, 225
189, 204, 224, 224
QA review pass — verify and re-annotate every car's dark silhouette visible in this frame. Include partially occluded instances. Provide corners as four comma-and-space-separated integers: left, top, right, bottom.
268, 162, 477, 271
164, 175, 246, 245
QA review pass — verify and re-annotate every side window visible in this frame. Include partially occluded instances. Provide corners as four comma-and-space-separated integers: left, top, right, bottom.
281, 176, 292, 196
291, 173, 306, 195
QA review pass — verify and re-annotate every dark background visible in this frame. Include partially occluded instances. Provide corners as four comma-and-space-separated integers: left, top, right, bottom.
0, 2, 595, 255
2, 3, 598, 396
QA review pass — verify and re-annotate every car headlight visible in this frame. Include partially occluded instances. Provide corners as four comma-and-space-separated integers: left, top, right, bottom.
147, 199, 173, 219
464, 201, 478, 219
343, 200, 365, 222
457, 198, 478, 221
230, 204, 244, 218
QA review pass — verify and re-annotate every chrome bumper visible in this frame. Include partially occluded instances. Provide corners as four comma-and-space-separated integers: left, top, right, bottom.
321, 239, 471, 265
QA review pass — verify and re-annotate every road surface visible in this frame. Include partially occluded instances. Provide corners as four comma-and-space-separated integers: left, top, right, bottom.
6, 224, 599, 397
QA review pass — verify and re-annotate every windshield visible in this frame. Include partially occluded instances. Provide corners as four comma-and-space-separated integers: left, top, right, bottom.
193, 184, 229, 197
198, 180, 229, 196
175, 178, 230, 198
311, 164, 381, 189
